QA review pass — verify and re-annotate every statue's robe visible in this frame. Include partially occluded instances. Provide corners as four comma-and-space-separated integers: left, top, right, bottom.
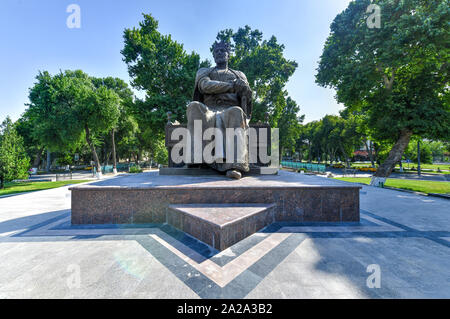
186, 67, 252, 173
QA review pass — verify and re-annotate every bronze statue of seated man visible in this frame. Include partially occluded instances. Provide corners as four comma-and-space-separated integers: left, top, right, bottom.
186, 41, 253, 180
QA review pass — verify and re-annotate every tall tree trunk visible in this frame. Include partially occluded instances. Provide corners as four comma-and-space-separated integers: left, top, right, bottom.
0, 176, 4, 189
105, 152, 111, 167
374, 143, 380, 165
111, 129, 117, 174
46, 150, 51, 172
33, 147, 44, 168
338, 143, 349, 168
365, 139, 375, 168
85, 125, 102, 178
308, 142, 312, 163
371, 129, 413, 186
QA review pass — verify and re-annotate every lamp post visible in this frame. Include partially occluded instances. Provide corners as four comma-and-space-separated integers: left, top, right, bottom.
417, 140, 421, 177
46, 150, 51, 172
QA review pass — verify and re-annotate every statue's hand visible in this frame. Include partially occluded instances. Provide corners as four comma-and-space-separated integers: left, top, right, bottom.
235, 79, 251, 95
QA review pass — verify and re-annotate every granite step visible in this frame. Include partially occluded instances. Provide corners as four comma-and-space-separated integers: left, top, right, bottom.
167, 203, 277, 251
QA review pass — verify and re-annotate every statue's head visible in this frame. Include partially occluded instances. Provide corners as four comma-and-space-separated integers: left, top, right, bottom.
212, 41, 231, 65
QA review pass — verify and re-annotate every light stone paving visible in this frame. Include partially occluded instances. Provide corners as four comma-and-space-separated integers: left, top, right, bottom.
0, 172, 449, 299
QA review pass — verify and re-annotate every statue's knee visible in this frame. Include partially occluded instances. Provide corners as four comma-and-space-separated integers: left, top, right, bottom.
229, 106, 244, 117
187, 101, 200, 112
187, 102, 204, 119
226, 107, 245, 123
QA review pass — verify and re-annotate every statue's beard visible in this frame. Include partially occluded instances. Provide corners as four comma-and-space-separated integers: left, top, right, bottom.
214, 56, 228, 65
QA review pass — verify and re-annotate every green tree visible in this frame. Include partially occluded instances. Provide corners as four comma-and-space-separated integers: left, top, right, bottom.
27, 70, 121, 177
15, 112, 44, 169
92, 77, 134, 173
302, 121, 321, 163
0, 117, 30, 188
278, 97, 304, 157
122, 14, 207, 133
26, 71, 79, 154
428, 140, 446, 162
316, 0, 449, 183
404, 139, 433, 164
302, 115, 362, 166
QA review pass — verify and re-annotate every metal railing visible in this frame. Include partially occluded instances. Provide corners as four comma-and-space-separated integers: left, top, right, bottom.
281, 161, 327, 173
93, 163, 154, 175
56, 172, 73, 181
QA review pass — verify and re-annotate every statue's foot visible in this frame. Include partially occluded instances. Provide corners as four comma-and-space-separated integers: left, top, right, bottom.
226, 170, 242, 180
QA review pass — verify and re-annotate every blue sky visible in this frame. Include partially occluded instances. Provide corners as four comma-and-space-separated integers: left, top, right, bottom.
0, 0, 352, 123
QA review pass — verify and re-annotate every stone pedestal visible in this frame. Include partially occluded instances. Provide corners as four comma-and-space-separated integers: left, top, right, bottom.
70, 171, 361, 226
168, 203, 276, 250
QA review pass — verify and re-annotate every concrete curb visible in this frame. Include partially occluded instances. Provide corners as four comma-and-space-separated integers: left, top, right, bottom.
382, 186, 449, 200
428, 193, 450, 199
0, 180, 97, 199
332, 178, 449, 200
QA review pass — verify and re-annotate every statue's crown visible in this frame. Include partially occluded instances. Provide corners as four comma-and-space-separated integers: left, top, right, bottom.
212, 40, 232, 53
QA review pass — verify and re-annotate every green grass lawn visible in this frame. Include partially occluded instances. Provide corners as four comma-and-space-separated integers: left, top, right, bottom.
395, 163, 450, 171
351, 162, 449, 169
0, 180, 91, 196
396, 168, 450, 175
348, 163, 450, 174
335, 177, 450, 194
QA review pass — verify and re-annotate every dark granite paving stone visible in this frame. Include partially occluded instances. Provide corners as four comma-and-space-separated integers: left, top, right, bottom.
129, 226, 310, 298
159, 225, 216, 258
196, 283, 225, 299
315, 260, 368, 277
361, 210, 417, 232
220, 271, 265, 299
247, 234, 307, 279
71, 235, 103, 240
13, 212, 70, 237
260, 223, 283, 233
183, 275, 217, 296
274, 219, 372, 228
422, 235, 450, 248
209, 233, 270, 266
136, 237, 203, 280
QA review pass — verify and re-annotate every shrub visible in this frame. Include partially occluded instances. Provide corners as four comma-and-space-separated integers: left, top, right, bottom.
129, 165, 143, 174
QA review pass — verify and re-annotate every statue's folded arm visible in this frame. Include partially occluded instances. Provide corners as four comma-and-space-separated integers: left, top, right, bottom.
198, 76, 233, 95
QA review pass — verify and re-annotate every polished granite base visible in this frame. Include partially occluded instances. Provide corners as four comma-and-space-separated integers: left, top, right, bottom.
70, 170, 361, 226
168, 203, 276, 251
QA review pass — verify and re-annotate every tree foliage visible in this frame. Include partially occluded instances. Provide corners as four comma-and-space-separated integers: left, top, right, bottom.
0, 117, 29, 188
298, 115, 363, 165
316, 0, 449, 177
278, 97, 304, 156
215, 26, 299, 126
122, 14, 207, 132
26, 70, 121, 173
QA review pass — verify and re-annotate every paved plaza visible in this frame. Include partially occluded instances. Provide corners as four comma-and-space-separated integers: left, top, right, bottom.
0, 171, 448, 298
